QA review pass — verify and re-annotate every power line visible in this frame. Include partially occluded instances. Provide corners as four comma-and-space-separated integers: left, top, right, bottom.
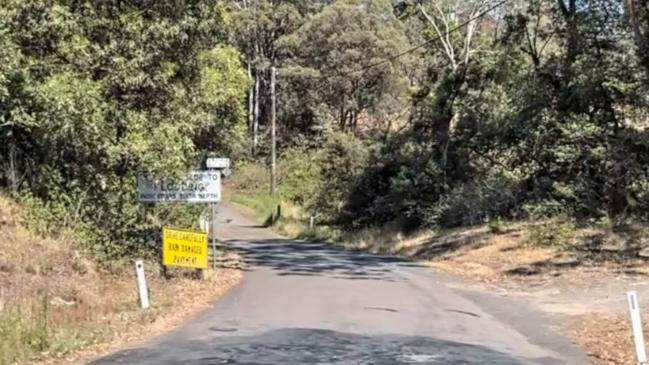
313, 0, 509, 80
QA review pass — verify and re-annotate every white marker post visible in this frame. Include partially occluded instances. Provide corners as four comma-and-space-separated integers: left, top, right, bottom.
627, 291, 647, 365
309, 216, 315, 233
134, 260, 150, 309
211, 203, 218, 270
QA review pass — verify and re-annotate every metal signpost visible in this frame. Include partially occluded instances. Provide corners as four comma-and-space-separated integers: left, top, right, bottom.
205, 158, 230, 270
135, 158, 231, 301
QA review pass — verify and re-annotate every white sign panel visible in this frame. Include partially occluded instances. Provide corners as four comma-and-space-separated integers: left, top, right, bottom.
206, 157, 230, 169
137, 171, 221, 203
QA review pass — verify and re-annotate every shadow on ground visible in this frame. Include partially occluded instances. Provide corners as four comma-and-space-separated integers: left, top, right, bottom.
220, 236, 426, 282
505, 225, 649, 278
91, 328, 562, 365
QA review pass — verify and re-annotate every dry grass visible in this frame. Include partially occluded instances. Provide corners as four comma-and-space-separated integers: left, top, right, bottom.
570, 313, 641, 365
0, 195, 241, 365
383, 220, 649, 365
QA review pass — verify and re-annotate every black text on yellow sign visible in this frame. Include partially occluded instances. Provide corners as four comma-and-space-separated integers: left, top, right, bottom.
162, 227, 208, 269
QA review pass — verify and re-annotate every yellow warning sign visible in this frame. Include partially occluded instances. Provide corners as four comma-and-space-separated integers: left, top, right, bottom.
162, 227, 208, 269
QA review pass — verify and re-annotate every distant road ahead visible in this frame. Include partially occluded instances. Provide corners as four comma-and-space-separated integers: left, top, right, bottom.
91, 204, 590, 365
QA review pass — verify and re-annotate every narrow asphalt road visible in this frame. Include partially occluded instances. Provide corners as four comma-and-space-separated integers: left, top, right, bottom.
91, 204, 591, 365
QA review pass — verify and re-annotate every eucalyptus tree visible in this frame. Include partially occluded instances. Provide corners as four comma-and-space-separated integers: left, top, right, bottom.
284, 0, 411, 133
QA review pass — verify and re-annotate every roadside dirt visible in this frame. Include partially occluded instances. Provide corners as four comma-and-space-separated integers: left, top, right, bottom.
35, 247, 243, 365
391, 221, 649, 365
32, 265, 241, 365
0, 195, 242, 365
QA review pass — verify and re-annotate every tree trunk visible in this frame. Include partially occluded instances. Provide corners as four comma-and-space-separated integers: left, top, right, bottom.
557, 0, 579, 66
428, 70, 466, 190
625, 0, 649, 75
252, 73, 260, 156
248, 63, 254, 136
8, 140, 17, 192
270, 66, 277, 196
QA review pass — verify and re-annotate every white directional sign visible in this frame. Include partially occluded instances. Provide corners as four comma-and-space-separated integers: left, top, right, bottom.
137, 171, 221, 203
206, 157, 231, 169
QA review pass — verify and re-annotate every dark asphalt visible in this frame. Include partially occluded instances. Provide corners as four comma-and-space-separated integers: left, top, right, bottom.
90, 205, 591, 365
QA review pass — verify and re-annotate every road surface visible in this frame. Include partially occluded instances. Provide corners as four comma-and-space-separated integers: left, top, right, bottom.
91, 204, 590, 365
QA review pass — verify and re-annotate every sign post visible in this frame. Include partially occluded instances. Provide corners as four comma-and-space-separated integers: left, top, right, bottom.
205, 157, 229, 270
137, 159, 229, 282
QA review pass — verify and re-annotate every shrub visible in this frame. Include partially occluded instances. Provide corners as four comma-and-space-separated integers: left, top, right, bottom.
488, 217, 506, 234
227, 162, 269, 194
277, 147, 322, 206
308, 132, 368, 224
521, 198, 568, 220
526, 218, 577, 248
426, 175, 520, 228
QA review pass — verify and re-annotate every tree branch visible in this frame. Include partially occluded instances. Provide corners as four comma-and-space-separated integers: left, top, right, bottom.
418, 3, 458, 70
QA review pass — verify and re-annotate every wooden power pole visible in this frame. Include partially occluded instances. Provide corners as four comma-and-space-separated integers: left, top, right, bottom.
270, 66, 277, 196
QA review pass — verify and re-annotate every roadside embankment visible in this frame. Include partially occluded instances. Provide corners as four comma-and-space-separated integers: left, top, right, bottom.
0, 195, 241, 365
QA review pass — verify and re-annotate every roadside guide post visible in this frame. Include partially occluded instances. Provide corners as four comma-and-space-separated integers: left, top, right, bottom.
134, 259, 150, 309
627, 291, 647, 365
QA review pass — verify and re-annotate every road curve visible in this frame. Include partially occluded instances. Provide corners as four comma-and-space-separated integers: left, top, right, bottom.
91, 204, 590, 365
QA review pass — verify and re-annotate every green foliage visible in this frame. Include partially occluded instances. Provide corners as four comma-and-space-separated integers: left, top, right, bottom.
0, 0, 248, 258
228, 132, 367, 226
527, 218, 578, 248
308, 132, 369, 223
284, 0, 411, 132
341, 131, 441, 230
229, 190, 281, 224
277, 147, 322, 205
426, 176, 521, 228
589, 214, 613, 231
326, 0, 649, 233
3, 0, 649, 258
487, 217, 506, 234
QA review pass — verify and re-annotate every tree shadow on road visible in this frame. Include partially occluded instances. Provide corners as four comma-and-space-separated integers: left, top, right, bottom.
224, 237, 428, 282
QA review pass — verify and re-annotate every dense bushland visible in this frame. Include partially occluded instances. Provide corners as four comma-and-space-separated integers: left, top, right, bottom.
1, 0, 648, 257
231, 0, 649, 237
0, 0, 248, 258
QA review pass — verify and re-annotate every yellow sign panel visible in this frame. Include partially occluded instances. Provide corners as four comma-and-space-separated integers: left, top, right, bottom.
162, 227, 208, 269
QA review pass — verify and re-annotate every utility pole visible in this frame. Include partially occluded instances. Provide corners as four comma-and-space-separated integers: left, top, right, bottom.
270, 66, 277, 196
